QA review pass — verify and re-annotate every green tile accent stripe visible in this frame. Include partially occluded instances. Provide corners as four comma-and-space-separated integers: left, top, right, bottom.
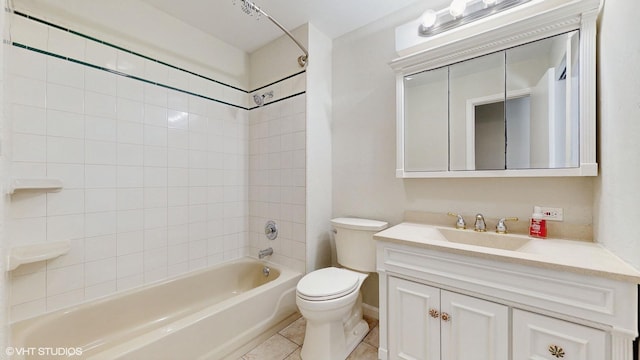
12, 10, 306, 95
13, 41, 251, 110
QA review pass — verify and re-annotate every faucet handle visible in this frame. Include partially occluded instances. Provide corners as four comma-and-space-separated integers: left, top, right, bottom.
496, 217, 519, 234
447, 212, 466, 229
474, 213, 487, 232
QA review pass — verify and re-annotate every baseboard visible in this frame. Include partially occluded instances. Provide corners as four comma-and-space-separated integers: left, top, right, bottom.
362, 303, 379, 320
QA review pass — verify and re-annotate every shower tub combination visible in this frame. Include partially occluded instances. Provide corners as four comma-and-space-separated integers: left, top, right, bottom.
11, 258, 302, 359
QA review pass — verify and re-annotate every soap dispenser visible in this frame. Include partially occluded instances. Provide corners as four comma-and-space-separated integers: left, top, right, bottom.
529, 206, 547, 238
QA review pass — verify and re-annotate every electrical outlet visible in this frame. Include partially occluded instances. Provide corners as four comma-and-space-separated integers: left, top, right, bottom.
539, 207, 563, 221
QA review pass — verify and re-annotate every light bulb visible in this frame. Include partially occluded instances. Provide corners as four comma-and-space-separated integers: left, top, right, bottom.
449, 0, 467, 17
483, 0, 497, 5
420, 9, 437, 28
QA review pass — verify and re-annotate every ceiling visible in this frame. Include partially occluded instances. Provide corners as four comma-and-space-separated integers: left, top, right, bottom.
140, 0, 425, 52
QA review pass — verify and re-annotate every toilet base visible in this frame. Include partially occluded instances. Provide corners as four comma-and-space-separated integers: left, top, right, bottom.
344, 319, 369, 357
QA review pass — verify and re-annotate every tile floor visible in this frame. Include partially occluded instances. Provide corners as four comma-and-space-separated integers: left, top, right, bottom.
240, 314, 379, 360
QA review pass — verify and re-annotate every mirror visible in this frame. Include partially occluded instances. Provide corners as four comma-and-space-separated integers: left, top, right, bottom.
402, 31, 581, 173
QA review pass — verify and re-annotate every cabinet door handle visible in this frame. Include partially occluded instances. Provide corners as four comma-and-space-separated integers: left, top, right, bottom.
428, 309, 439, 318
441, 312, 451, 322
548, 345, 565, 358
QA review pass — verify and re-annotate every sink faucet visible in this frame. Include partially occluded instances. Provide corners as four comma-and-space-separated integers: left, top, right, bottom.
496, 217, 519, 234
474, 214, 486, 232
258, 247, 273, 259
447, 212, 466, 229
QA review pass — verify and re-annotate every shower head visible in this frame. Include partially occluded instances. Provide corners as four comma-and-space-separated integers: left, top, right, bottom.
253, 90, 274, 107
234, 0, 263, 18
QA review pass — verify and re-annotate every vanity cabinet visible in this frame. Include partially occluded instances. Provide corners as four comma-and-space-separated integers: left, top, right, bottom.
376, 238, 638, 360
513, 309, 606, 360
388, 276, 508, 360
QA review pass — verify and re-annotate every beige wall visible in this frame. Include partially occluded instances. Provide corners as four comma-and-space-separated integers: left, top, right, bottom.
594, 1, 640, 270
332, 6, 595, 307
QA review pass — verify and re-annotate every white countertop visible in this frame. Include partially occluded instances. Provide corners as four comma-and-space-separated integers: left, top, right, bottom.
374, 222, 640, 283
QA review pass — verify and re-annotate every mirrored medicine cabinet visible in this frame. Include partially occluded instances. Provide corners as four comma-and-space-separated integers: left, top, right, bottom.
391, 1, 599, 178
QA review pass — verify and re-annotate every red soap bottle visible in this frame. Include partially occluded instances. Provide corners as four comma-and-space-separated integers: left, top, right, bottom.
529, 206, 547, 238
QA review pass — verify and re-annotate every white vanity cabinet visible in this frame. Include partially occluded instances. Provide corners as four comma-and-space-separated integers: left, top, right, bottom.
376, 234, 639, 360
389, 276, 508, 360
513, 309, 606, 360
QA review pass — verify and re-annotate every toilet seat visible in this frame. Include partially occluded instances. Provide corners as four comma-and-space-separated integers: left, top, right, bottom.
297, 267, 360, 301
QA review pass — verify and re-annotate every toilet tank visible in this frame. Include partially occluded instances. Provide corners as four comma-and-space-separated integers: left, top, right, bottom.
331, 218, 388, 272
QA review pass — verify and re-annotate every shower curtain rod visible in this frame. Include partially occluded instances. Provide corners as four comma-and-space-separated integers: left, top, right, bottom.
240, 0, 309, 67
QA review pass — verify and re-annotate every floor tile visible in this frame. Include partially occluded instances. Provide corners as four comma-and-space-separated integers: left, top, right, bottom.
346, 342, 378, 360
242, 334, 299, 360
279, 316, 306, 346
363, 325, 379, 348
283, 348, 302, 360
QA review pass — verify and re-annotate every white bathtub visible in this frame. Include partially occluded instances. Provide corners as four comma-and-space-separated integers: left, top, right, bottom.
11, 258, 302, 359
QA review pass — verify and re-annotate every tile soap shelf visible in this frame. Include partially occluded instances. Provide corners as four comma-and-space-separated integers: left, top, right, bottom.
7, 178, 63, 195
7, 240, 71, 271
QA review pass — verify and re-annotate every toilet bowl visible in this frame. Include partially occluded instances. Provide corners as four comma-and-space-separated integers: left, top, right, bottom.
295, 218, 388, 360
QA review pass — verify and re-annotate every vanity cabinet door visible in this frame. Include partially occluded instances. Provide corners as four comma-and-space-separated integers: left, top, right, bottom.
440, 290, 509, 360
513, 309, 606, 360
388, 277, 440, 360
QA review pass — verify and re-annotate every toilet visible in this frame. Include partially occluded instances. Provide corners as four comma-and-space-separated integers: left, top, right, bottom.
296, 217, 388, 360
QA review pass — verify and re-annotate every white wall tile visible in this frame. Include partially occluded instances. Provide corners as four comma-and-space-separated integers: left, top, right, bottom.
117, 231, 144, 257
47, 83, 84, 113
12, 134, 46, 162
12, 104, 46, 135
85, 91, 116, 118
11, 15, 48, 50
85, 258, 117, 286
117, 189, 144, 210
144, 228, 168, 250
11, 299, 46, 323
117, 121, 143, 144
85, 212, 117, 237
144, 167, 167, 187
143, 146, 167, 167
85, 281, 117, 301
46, 289, 84, 312
145, 60, 169, 85
117, 144, 143, 166
117, 76, 143, 102
144, 104, 167, 127
47, 164, 85, 189
10, 271, 46, 306
10, 47, 46, 81
85, 140, 117, 165
47, 110, 84, 138
117, 274, 143, 291
85, 67, 117, 96
46, 264, 84, 296
86, 116, 117, 142
117, 166, 143, 188
47, 238, 85, 269
47, 214, 84, 242
11, 76, 46, 108
47, 190, 85, 216
117, 210, 144, 233
47, 56, 84, 88
144, 83, 167, 107
117, 50, 145, 78
116, 252, 143, 278
9, 192, 46, 219
85, 234, 117, 262
117, 98, 144, 123
85, 41, 117, 70
144, 208, 167, 229
48, 27, 86, 61
144, 188, 168, 209
85, 165, 117, 188
86, 189, 117, 213
47, 137, 84, 164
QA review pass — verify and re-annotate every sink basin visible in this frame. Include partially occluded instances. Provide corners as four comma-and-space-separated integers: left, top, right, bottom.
437, 228, 530, 251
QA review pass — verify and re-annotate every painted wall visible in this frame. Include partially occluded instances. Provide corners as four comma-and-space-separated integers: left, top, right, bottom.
594, 1, 640, 270
332, 4, 594, 307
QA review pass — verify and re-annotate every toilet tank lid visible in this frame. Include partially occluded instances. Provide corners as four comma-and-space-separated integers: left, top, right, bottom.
330, 218, 388, 231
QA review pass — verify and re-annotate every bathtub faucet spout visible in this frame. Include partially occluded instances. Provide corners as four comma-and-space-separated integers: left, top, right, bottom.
258, 247, 273, 259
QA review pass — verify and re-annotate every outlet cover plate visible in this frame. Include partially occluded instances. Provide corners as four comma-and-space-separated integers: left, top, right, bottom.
539, 207, 563, 221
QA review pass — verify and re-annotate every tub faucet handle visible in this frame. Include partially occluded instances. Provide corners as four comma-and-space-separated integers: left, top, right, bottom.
447, 212, 466, 229
474, 213, 486, 232
496, 217, 519, 234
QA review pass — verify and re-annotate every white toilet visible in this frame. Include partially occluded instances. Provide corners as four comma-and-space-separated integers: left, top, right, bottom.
296, 217, 388, 360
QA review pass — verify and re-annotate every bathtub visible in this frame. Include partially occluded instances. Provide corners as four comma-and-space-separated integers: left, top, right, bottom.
11, 258, 302, 359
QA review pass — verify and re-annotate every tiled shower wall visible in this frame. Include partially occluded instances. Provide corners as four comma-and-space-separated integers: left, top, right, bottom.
6, 13, 252, 322
248, 94, 307, 273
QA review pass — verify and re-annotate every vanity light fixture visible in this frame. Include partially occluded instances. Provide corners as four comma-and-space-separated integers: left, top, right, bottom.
418, 0, 531, 37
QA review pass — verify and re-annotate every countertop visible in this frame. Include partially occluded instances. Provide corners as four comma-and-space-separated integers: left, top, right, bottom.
374, 222, 640, 283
